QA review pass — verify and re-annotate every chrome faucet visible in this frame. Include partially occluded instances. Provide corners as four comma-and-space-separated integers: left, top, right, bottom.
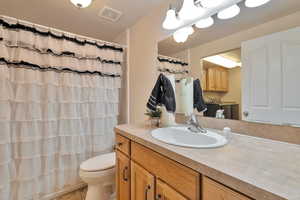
187, 114, 207, 133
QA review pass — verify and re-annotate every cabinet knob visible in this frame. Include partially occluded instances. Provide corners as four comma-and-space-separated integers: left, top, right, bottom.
156, 194, 162, 200
243, 111, 249, 117
117, 142, 123, 146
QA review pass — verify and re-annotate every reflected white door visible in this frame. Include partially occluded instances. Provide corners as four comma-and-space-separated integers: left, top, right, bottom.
242, 27, 300, 126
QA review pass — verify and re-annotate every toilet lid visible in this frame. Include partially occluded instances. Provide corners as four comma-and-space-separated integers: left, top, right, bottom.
80, 152, 115, 172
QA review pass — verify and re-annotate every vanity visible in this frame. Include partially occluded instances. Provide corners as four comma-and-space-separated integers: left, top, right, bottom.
114, 124, 300, 200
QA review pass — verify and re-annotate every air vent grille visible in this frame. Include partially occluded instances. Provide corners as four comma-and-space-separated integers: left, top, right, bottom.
99, 6, 122, 22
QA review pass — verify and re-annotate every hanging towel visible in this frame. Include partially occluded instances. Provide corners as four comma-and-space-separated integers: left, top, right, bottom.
193, 79, 207, 112
147, 73, 176, 112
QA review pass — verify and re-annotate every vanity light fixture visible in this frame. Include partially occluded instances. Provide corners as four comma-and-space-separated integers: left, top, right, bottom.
200, 0, 224, 8
195, 16, 214, 28
217, 4, 240, 19
70, 0, 93, 8
179, 0, 204, 20
163, 0, 272, 43
163, 9, 180, 30
204, 55, 241, 68
245, 0, 271, 8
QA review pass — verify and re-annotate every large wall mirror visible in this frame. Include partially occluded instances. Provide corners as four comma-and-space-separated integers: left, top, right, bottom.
157, 0, 300, 127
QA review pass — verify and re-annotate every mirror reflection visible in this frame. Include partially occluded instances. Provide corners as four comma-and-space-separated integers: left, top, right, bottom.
158, 26, 300, 127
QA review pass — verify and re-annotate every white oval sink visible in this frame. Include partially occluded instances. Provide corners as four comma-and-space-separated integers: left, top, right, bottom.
151, 126, 228, 148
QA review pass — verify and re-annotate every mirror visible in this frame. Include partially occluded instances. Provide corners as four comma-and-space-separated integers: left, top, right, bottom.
158, 18, 300, 126
158, 46, 242, 120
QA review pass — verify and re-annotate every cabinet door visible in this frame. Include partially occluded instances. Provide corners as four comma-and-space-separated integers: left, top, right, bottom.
203, 177, 251, 200
116, 151, 130, 200
207, 68, 216, 91
131, 161, 155, 200
220, 69, 228, 92
156, 179, 188, 200
215, 68, 222, 91
201, 69, 207, 91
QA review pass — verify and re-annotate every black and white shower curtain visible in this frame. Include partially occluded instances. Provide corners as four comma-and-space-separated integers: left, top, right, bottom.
0, 15, 123, 200
157, 55, 189, 80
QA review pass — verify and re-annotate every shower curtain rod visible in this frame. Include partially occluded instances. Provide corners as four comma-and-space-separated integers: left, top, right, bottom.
158, 54, 187, 63
0, 15, 127, 49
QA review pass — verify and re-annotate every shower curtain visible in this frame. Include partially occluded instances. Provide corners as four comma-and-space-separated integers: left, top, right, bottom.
157, 55, 189, 80
0, 16, 123, 200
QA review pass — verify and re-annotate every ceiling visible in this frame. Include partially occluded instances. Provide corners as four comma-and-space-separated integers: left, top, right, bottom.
219, 48, 241, 63
159, 0, 300, 56
0, 0, 163, 42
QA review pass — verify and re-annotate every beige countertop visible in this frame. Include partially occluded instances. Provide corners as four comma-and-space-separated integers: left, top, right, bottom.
115, 124, 300, 200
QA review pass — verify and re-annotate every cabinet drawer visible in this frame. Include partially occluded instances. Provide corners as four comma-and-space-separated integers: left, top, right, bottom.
203, 177, 252, 200
115, 134, 130, 156
131, 142, 200, 200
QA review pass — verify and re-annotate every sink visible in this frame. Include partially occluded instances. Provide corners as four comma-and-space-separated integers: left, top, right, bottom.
151, 126, 228, 148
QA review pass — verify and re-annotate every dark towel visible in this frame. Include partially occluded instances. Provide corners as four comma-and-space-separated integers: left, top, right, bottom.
194, 79, 207, 112
147, 73, 176, 112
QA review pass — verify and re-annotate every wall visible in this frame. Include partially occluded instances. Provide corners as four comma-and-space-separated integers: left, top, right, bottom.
113, 30, 130, 124
116, 1, 172, 123
222, 67, 242, 119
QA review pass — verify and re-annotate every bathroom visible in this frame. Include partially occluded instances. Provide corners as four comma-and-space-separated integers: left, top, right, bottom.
0, 0, 300, 200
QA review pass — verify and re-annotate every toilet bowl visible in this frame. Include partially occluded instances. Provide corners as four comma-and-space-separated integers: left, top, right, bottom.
79, 152, 116, 200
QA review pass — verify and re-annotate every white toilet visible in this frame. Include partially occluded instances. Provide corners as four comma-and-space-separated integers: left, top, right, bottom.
79, 152, 116, 200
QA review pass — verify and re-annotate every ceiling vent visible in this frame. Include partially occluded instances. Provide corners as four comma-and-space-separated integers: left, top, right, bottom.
98, 6, 122, 22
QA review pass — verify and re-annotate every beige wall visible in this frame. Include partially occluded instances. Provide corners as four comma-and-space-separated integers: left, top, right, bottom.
113, 30, 130, 124
124, 1, 172, 123
222, 67, 242, 119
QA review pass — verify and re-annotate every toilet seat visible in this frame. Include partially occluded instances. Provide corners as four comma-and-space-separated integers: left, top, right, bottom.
80, 152, 115, 172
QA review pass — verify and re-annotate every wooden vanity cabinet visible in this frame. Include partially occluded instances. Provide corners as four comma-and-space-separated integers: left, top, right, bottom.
203, 177, 251, 200
156, 179, 188, 200
115, 133, 253, 200
131, 161, 155, 200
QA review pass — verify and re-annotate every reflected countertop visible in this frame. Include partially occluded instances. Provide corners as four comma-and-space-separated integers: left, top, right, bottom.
115, 123, 300, 200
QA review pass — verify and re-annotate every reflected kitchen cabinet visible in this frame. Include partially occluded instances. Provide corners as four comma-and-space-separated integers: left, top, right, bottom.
205, 64, 228, 92
201, 69, 207, 91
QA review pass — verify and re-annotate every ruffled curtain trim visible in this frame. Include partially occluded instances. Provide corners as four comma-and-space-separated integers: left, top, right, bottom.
0, 17, 123, 52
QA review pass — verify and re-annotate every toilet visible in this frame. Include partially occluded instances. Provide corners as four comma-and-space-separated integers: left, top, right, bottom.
79, 152, 116, 200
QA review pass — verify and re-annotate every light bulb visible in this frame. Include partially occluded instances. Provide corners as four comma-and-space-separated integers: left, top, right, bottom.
195, 17, 214, 28
173, 26, 194, 43
245, 0, 271, 8
179, 0, 204, 20
162, 9, 180, 30
217, 4, 240, 20
173, 31, 189, 43
70, 0, 92, 8
200, 0, 223, 8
